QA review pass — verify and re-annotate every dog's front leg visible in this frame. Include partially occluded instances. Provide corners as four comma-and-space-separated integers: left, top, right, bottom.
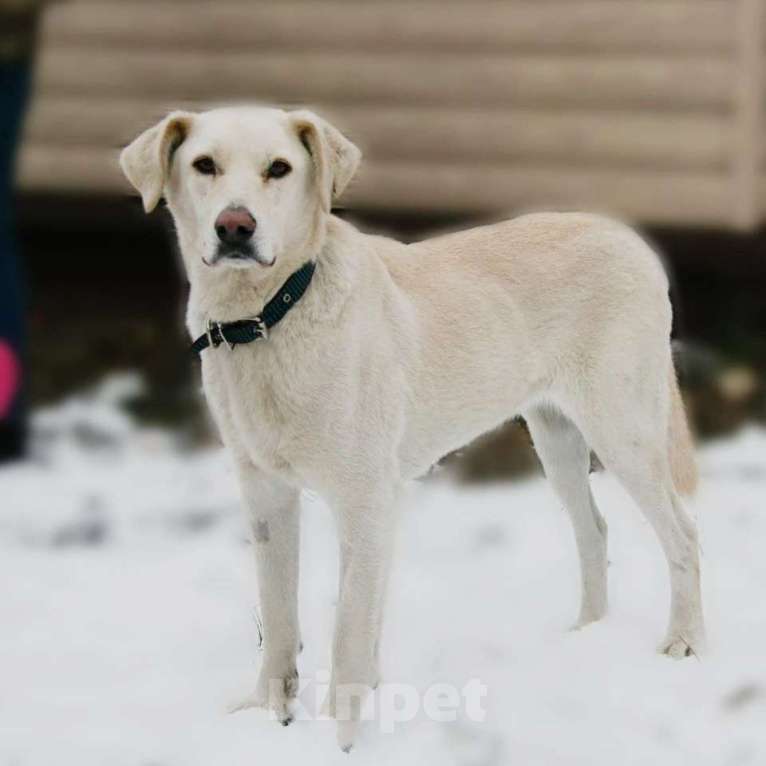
229, 463, 301, 725
323, 484, 399, 751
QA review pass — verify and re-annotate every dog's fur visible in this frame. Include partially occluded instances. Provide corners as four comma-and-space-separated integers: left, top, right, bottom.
121, 106, 705, 749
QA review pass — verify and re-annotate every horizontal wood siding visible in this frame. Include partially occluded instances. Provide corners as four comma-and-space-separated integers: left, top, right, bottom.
34, 49, 734, 110
25, 100, 733, 170
18, 0, 764, 228
46, 1, 737, 52
18, 147, 735, 226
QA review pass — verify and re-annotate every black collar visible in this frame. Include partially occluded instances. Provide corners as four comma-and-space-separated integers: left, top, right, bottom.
191, 261, 316, 356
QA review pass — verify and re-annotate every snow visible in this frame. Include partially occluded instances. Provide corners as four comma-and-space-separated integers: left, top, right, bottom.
2, 375, 765, 765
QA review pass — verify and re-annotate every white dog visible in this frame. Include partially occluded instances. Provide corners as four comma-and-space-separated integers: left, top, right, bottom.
121, 106, 704, 750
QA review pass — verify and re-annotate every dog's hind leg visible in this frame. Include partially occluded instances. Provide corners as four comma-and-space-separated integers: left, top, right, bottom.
572, 364, 705, 658
525, 403, 608, 627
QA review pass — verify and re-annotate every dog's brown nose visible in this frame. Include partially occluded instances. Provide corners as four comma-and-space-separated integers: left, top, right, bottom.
215, 207, 256, 246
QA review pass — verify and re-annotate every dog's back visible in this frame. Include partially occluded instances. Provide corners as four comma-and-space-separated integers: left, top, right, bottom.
376, 213, 674, 468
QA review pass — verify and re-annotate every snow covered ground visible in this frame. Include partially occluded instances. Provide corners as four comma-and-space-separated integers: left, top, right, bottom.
2, 375, 766, 765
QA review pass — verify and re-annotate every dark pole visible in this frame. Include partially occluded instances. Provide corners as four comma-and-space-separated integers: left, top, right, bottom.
0, 7, 38, 462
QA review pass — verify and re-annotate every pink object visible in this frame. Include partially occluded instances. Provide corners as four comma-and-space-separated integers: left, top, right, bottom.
0, 340, 21, 419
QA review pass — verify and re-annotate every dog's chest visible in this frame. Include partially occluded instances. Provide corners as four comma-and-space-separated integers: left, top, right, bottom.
201, 347, 322, 481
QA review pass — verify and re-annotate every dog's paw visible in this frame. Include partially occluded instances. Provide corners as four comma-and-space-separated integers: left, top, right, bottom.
228, 665, 298, 725
569, 613, 604, 632
227, 694, 293, 726
658, 635, 700, 660
336, 719, 359, 753
320, 675, 376, 752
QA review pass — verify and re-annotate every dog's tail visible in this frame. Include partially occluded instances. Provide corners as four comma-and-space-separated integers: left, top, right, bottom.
668, 366, 698, 496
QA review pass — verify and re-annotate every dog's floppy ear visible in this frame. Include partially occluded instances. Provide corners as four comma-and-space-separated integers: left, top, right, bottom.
119, 111, 193, 213
290, 110, 361, 212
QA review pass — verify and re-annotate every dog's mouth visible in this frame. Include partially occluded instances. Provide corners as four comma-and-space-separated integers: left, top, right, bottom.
203, 244, 274, 269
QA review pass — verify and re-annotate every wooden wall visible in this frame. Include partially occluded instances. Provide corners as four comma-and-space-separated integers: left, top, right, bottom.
17, 0, 766, 229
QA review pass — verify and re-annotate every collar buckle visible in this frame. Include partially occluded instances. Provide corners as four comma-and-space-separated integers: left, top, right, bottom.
251, 315, 268, 341
205, 319, 217, 349
207, 319, 236, 351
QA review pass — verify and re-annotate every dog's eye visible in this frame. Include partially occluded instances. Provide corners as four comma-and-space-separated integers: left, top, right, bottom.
267, 159, 292, 179
192, 157, 217, 175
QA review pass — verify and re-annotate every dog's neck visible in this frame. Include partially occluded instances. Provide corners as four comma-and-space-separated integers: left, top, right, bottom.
184, 215, 354, 337
184, 205, 324, 321
189, 259, 298, 324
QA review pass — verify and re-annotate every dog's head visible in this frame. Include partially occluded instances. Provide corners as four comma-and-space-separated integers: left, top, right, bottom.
120, 106, 360, 276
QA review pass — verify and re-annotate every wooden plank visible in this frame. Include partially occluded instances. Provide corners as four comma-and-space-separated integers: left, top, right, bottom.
16, 144, 734, 227
731, 0, 765, 229
35, 48, 734, 110
23, 99, 196, 148
24, 99, 732, 170
355, 164, 733, 226
43, 1, 735, 52
330, 107, 731, 170
18, 145, 126, 194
